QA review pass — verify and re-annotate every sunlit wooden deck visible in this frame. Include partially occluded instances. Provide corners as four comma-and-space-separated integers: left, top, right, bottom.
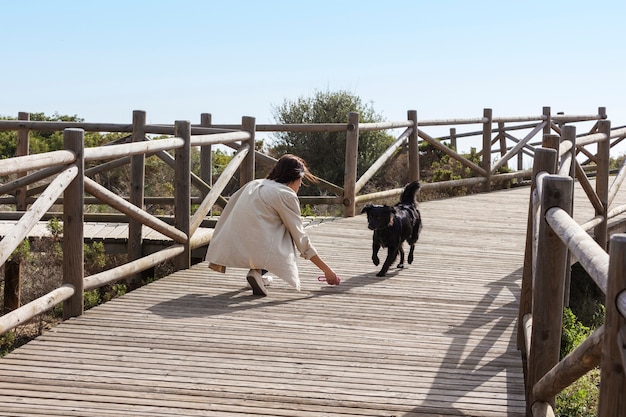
5, 183, 606, 416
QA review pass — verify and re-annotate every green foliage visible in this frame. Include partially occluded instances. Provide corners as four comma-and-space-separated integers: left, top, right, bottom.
556, 368, 600, 417
301, 204, 314, 217
560, 307, 591, 359
46, 218, 63, 240
0, 113, 128, 158
270, 90, 395, 192
84, 290, 101, 310
0, 331, 16, 357
84, 241, 106, 275
609, 153, 625, 170
556, 308, 597, 416
212, 149, 234, 178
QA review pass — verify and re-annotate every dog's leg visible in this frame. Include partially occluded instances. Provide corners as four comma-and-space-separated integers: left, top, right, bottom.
407, 244, 415, 264
378, 245, 399, 277
372, 241, 380, 266
397, 245, 405, 269
408, 217, 421, 265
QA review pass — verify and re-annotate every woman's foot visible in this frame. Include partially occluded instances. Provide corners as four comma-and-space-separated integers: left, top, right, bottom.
246, 269, 268, 296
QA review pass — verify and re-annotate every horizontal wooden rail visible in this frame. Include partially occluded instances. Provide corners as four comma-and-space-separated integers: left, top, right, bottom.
545, 206, 609, 293
533, 325, 604, 402
84, 245, 185, 291
0, 120, 234, 135
0, 150, 75, 176
576, 132, 609, 147
0, 284, 75, 334
83, 137, 184, 162
190, 131, 252, 146
552, 114, 606, 123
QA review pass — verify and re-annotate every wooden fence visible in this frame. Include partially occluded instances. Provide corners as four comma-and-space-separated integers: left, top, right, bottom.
1, 106, 625, 381
518, 121, 626, 416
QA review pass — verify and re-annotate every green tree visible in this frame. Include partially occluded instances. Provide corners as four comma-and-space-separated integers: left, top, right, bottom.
269, 90, 395, 193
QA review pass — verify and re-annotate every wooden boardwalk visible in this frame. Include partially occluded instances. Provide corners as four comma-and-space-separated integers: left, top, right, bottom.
4, 183, 620, 416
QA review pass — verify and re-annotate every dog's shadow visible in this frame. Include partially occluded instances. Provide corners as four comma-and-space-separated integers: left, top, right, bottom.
148, 268, 399, 319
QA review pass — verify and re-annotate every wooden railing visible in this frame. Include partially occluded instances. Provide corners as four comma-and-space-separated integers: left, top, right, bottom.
518, 121, 626, 416
0, 106, 624, 366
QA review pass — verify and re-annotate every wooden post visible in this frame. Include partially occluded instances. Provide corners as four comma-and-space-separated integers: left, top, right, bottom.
200, 113, 212, 200
527, 174, 573, 411
128, 110, 146, 289
63, 129, 84, 319
174, 120, 191, 271
519, 149, 557, 350
595, 119, 610, 250
498, 122, 507, 168
542, 134, 560, 152
449, 128, 457, 152
240, 116, 256, 186
15, 111, 29, 210
561, 126, 577, 307
343, 112, 359, 217
598, 234, 626, 417
3, 112, 29, 313
542, 106, 551, 137
407, 110, 419, 183
482, 108, 492, 192
561, 126, 577, 181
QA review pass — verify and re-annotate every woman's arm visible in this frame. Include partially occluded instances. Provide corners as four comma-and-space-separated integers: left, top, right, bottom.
310, 255, 339, 285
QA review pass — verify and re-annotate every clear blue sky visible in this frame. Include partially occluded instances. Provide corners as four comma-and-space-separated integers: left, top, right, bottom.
2, 0, 625, 149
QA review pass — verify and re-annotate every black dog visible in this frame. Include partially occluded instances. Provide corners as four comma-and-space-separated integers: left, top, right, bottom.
361, 181, 422, 277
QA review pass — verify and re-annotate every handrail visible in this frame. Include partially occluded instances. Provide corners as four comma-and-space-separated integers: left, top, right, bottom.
1, 107, 625, 417
520, 116, 626, 416
0, 284, 75, 334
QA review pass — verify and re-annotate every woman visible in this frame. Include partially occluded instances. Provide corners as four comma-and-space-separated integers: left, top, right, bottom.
206, 154, 339, 296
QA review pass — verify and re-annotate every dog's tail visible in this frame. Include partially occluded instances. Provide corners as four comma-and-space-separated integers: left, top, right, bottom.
400, 181, 421, 205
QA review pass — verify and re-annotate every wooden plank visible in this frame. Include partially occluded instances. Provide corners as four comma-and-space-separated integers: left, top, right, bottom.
0, 188, 538, 417
1, 183, 625, 416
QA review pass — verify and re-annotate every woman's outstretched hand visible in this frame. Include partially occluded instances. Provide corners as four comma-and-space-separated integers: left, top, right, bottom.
321, 269, 340, 285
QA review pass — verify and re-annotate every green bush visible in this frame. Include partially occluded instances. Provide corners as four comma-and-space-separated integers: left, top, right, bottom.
556, 308, 599, 416
0, 331, 16, 357
556, 368, 600, 417
560, 307, 591, 359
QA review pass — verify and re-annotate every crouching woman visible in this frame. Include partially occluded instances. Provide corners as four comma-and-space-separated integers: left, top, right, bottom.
206, 154, 339, 296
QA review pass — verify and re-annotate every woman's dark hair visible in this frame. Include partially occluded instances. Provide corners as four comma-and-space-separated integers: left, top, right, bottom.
267, 154, 318, 185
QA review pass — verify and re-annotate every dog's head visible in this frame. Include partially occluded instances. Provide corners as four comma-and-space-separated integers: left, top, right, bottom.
360, 204, 396, 230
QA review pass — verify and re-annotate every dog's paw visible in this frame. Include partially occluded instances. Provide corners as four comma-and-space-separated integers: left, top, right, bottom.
376, 270, 386, 277
397, 263, 404, 269
372, 256, 380, 266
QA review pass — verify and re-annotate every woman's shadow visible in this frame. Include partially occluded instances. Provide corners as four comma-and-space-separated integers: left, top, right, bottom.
147, 269, 400, 319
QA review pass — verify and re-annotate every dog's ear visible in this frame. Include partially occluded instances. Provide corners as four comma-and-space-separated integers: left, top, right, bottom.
360, 204, 372, 214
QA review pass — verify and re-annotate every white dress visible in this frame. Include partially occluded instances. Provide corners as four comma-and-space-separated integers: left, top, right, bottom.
205, 179, 317, 290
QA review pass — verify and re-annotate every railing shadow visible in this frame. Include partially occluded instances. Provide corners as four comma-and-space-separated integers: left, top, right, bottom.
413, 268, 525, 415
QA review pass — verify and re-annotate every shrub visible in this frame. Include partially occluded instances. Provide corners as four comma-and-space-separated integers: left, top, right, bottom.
556, 368, 600, 417
556, 307, 600, 416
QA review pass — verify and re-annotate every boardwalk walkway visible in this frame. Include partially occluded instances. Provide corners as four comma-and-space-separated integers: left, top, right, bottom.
0, 186, 556, 416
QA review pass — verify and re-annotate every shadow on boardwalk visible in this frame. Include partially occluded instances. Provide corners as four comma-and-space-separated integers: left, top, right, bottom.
0, 188, 529, 416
